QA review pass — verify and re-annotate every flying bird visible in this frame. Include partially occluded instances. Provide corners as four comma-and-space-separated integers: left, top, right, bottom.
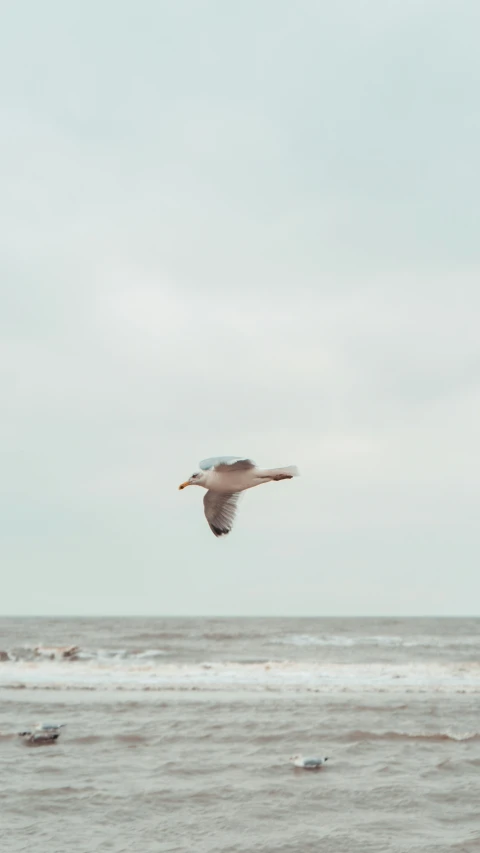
178, 456, 299, 537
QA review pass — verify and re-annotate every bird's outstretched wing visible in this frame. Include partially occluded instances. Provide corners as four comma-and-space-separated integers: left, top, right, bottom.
199, 456, 256, 472
203, 491, 241, 537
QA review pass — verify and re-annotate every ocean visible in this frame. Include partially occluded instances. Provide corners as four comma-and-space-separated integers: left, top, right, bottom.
0, 616, 479, 852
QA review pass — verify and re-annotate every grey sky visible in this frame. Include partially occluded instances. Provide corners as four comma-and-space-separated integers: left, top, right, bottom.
1, 1, 479, 616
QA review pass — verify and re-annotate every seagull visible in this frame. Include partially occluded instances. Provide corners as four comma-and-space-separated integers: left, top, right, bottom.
178, 456, 299, 537
17, 722, 66, 745
289, 754, 329, 769
18, 730, 61, 746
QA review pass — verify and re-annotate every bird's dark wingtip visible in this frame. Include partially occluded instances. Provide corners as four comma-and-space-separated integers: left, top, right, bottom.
210, 525, 231, 537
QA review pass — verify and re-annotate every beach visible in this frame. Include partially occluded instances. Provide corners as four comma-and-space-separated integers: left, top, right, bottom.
1, 616, 479, 852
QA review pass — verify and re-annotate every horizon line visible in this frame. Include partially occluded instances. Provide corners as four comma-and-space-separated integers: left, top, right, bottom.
0, 613, 478, 620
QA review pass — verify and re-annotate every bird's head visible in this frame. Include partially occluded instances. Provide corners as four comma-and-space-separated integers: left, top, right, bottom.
178, 471, 207, 490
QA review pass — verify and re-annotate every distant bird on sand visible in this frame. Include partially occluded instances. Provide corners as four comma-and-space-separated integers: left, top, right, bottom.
290, 754, 329, 769
179, 456, 299, 537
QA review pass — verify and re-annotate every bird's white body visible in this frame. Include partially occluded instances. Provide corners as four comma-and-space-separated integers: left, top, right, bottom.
179, 456, 299, 537
290, 754, 329, 769
19, 731, 61, 745
200, 467, 291, 494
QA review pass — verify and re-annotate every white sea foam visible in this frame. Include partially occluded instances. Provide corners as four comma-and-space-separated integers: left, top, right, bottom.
0, 658, 479, 693
5, 647, 168, 664
276, 633, 480, 648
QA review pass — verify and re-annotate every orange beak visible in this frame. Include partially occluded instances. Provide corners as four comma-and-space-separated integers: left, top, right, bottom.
178, 481, 191, 490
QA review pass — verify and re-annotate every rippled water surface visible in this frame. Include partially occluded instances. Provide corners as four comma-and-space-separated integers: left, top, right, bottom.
1, 617, 479, 852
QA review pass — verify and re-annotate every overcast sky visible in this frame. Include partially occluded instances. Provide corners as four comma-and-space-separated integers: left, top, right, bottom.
1, 0, 479, 616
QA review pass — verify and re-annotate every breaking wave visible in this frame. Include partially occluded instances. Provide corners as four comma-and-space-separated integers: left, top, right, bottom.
0, 650, 479, 694
340, 729, 480, 743
276, 633, 480, 649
